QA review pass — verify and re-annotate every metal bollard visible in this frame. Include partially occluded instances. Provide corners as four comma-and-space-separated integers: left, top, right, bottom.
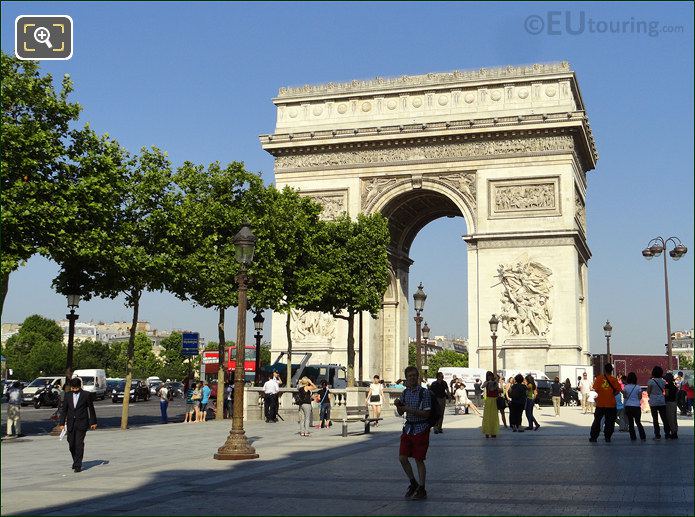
342, 419, 348, 437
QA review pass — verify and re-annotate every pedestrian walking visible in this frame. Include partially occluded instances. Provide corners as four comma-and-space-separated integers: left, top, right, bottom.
551, 377, 562, 417
157, 383, 169, 424
524, 375, 540, 430
395, 366, 431, 500
317, 380, 332, 428
57, 378, 97, 472
615, 384, 627, 433
589, 363, 620, 443
622, 372, 646, 441
428, 372, 450, 434
296, 377, 316, 436
647, 366, 671, 440
192, 382, 202, 422
509, 374, 527, 432
184, 384, 196, 423
263, 371, 280, 423
578, 372, 592, 414
5, 381, 24, 437
224, 382, 234, 419
683, 379, 694, 416
663, 372, 679, 440
481, 371, 500, 438
366, 375, 384, 424
496, 375, 508, 428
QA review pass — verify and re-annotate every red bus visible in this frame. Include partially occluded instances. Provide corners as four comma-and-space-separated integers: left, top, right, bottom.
202, 345, 256, 382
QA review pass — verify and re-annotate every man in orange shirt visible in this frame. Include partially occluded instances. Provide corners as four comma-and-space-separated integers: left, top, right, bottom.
589, 363, 620, 443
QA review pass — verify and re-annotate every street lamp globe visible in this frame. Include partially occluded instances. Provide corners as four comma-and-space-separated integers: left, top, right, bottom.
603, 320, 612, 338
641, 248, 654, 260
233, 223, 257, 265
649, 243, 664, 257
489, 314, 499, 334
422, 322, 430, 340
670, 244, 688, 261
413, 282, 427, 312
67, 294, 80, 310
253, 311, 265, 332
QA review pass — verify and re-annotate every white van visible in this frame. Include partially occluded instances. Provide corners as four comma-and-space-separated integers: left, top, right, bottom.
438, 367, 487, 394
73, 369, 107, 400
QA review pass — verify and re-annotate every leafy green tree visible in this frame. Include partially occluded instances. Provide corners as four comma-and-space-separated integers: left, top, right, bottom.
4, 315, 65, 379
26, 339, 66, 378
166, 161, 264, 412
304, 214, 391, 387
73, 339, 112, 371
1, 52, 81, 316
157, 332, 188, 381
677, 354, 694, 370
248, 186, 323, 386
427, 349, 468, 374
260, 343, 271, 367
408, 343, 417, 368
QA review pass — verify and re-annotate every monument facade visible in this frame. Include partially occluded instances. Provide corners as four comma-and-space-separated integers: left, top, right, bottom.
260, 62, 597, 380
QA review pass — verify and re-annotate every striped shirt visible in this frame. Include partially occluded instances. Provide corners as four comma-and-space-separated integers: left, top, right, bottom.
402, 386, 431, 435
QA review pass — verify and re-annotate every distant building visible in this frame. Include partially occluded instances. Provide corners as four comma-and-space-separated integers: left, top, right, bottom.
672, 329, 694, 359
56, 320, 98, 344
1, 323, 21, 344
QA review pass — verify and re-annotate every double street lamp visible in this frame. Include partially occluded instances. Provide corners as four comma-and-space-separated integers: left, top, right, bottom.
214, 223, 259, 461
66, 294, 80, 379
603, 320, 612, 365
413, 283, 427, 374
253, 310, 264, 386
489, 314, 499, 374
642, 236, 688, 371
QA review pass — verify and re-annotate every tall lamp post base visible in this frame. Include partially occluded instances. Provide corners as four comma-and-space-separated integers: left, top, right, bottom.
214, 429, 259, 460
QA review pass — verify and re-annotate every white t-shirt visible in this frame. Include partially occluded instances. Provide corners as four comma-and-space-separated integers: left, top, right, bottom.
587, 390, 597, 403
158, 386, 169, 401
579, 379, 592, 394
263, 379, 279, 395
622, 384, 642, 407
647, 378, 666, 407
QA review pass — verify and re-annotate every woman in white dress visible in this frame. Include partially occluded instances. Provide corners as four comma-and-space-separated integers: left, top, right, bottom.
366, 375, 384, 424
454, 382, 482, 417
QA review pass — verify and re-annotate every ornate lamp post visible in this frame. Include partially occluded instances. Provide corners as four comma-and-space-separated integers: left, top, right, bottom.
214, 224, 259, 460
413, 283, 427, 374
489, 314, 499, 374
422, 322, 431, 368
66, 294, 80, 379
603, 320, 612, 366
642, 236, 688, 371
253, 310, 264, 386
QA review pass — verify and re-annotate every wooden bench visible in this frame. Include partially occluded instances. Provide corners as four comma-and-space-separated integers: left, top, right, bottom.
341, 406, 383, 437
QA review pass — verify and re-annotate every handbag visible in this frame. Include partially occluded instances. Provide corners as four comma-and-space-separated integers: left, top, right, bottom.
370, 395, 380, 403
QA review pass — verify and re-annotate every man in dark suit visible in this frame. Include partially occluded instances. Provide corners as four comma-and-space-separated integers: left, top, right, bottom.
58, 377, 97, 472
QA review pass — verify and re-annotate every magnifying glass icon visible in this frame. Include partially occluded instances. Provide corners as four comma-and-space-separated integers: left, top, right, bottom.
33, 26, 53, 49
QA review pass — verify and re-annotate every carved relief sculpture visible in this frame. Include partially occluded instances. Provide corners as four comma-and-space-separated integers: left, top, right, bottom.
494, 183, 555, 212
290, 310, 337, 343
310, 194, 346, 221
575, 192, 586, 232
362, 177, 399, 208
497, 256, 553, 337
438, 172, 477, 207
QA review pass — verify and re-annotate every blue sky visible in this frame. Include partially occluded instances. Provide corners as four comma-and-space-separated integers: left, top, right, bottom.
2, 1, 693, 355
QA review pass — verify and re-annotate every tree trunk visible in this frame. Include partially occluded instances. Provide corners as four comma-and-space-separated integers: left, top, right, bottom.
346, 311, 355, 388
285, 311, 292, 387
120, 290, 140, 431
216, 307, 226, 420
0, 270, 9, 319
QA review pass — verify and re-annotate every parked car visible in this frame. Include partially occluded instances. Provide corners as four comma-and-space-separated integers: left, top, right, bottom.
149, 380, 163, 396
535, 379, 580, 407
112, 379, 150, 403
22, 376, 65, 406
105, 378, 123, 398
164, 381, 183, 398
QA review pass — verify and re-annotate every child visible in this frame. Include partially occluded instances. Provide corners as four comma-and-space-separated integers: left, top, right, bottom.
587, 389, 598, 414
640, 390, 650, 413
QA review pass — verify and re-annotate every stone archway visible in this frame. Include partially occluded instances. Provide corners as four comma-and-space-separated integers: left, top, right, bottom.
261, 62, 597, 379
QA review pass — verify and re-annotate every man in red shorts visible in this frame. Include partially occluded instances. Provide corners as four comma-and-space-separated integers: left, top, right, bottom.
394, 365, 432, 500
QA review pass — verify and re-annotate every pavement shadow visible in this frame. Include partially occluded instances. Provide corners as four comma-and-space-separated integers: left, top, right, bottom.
81, 459, 110, 470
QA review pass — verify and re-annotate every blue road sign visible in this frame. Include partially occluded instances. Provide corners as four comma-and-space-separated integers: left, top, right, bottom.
181, 332, 199, 356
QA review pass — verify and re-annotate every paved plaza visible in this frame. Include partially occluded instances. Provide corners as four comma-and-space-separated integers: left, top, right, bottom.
1, 404, 693, 516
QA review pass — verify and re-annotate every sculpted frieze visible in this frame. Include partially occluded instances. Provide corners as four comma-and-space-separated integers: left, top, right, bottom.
275, 135, 574, 170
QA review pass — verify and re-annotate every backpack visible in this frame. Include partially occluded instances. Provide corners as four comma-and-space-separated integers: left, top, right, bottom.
417, 387, 440, 429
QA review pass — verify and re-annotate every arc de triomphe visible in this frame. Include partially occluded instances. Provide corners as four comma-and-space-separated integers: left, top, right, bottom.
260, 62, 597, 380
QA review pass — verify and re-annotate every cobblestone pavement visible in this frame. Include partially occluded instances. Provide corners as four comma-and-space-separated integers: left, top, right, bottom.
1, 404, 692, 515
